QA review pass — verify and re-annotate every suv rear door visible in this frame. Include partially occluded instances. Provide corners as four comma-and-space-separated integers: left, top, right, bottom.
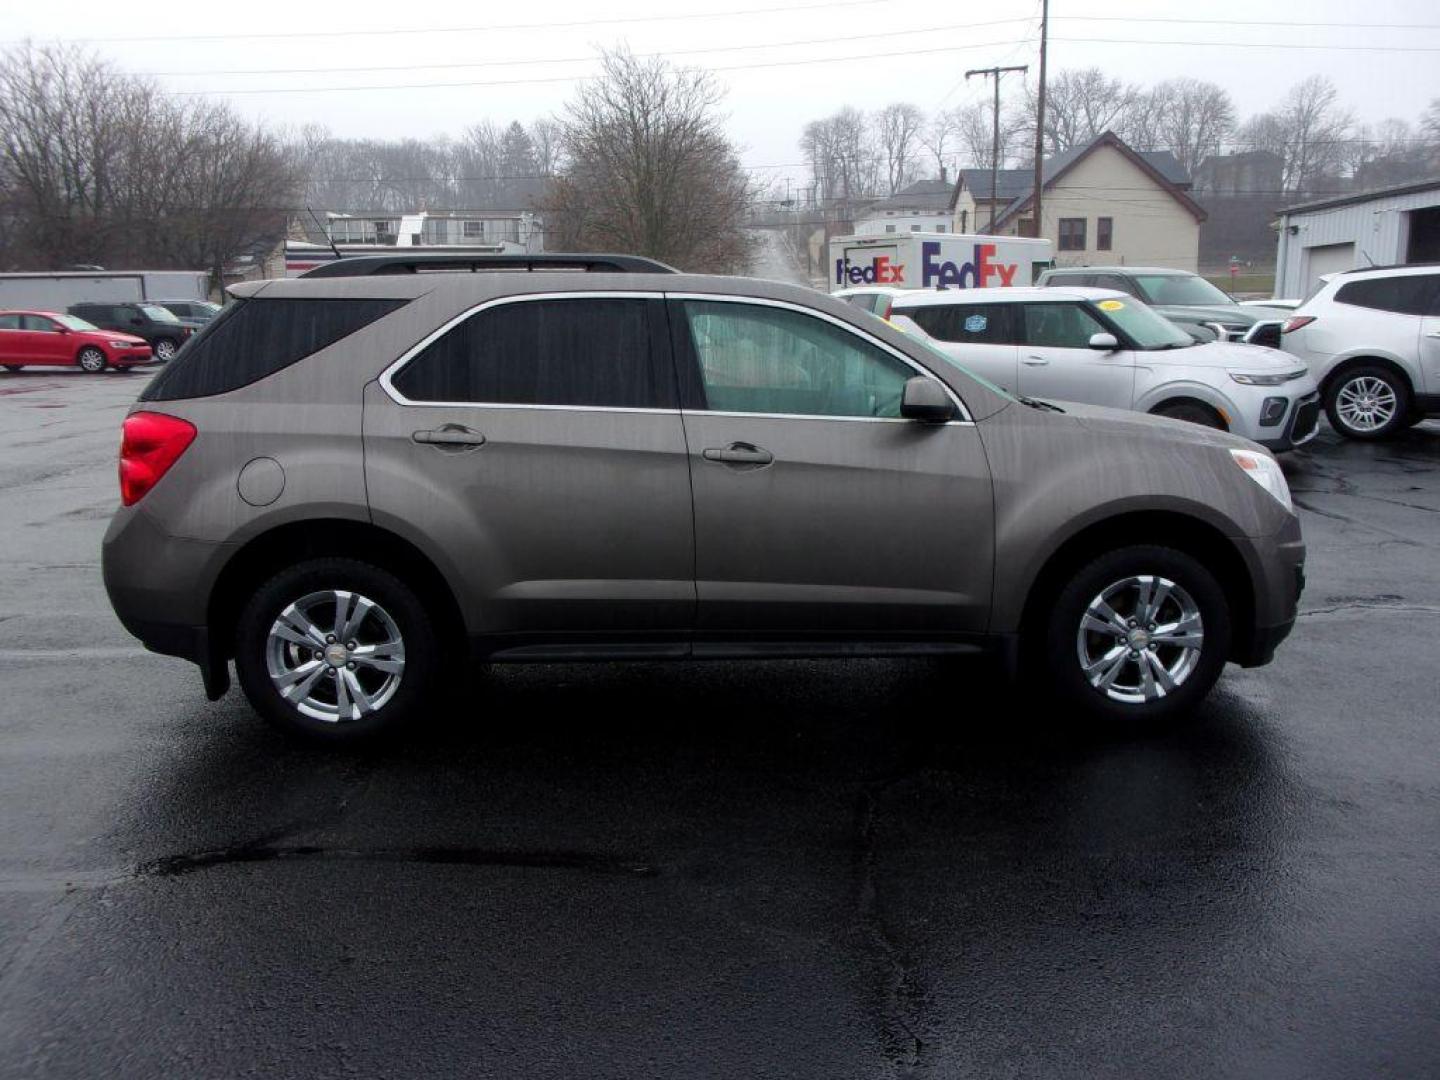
362, 293, 696, 643
668, 295, 994, 637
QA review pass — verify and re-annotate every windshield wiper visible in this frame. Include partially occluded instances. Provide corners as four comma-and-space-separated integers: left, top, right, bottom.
1018, 396, 1065, 413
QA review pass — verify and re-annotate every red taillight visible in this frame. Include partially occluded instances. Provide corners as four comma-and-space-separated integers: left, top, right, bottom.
119, 412, 196, 506
1281, 315, 1316, 334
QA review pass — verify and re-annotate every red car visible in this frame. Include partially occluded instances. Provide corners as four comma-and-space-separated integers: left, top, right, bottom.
0, 310, 153, 372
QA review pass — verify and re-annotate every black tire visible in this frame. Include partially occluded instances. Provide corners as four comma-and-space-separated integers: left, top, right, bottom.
2, 365, 22, 372
1152, 400, 1225, 430
1324, 364, 1411, 440
234, 557, 440, 744
152, 338, 180, 362
77, 347, 107, 373
1040, 545, 1232, 727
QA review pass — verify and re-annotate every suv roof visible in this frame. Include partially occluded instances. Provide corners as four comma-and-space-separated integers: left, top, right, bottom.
1044, 266, 1189, 277
1334, 263, 1440, 279
300, 252, 679, 278
892, 286, 1126, 307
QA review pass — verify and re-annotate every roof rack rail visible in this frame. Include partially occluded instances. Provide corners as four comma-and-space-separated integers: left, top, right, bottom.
1338, 261, 1440, 275
299, 252, 679, 278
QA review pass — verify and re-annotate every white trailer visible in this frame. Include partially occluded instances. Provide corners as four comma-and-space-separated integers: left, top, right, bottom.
828, 232, 1054, 292
0, 271, 209, 312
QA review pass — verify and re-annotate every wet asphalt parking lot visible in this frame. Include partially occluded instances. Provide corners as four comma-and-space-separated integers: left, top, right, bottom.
0, 366, 1437, 1079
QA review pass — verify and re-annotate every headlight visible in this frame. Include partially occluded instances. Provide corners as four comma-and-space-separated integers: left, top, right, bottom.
108, 341, 132, 349
1229, 370, 1307, 386
1230, 448, 1292, 512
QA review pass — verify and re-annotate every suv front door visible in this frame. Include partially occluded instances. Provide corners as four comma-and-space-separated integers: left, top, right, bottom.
362, 293, 696, 643
670, 296, 994, 638
1016, 301, 1137, 409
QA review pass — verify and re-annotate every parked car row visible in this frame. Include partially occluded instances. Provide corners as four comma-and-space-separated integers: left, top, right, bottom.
0, 298, 222, 372
837, 262, 1439, 443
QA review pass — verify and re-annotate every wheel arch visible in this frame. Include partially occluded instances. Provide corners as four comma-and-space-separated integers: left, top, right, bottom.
1318, 354, 1416, 400
1018, 509, 1257, 666
207, 518, 466, 661
1146, 395, 1228, 429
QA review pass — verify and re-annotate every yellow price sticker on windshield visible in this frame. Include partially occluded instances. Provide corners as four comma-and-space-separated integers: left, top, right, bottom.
1097, 299, 1125, 311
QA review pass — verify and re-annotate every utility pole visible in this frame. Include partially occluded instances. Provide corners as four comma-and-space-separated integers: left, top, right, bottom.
966, 64, 1028, 233
1031, 0, 1050, 240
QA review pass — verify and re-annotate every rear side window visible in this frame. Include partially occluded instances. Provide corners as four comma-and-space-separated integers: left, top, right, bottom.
391, 297, 670, 408
141, 297, 406, 401
902, 303, 1014, 345
1334, 275, 1437, 316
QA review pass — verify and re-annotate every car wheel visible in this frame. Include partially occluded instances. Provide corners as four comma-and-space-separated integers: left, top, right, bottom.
1153, 400, 1225, 430
153, 338, 179, 361
77, 347, 107, 373
1041, 545, 1232, 726
1325, 365, 1410, 440
234, 557, 439, 743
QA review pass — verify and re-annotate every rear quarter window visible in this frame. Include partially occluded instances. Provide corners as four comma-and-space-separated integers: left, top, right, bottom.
901, 304, 1014, 345
140, 297, 406, 401
1334, 276, 1437, 316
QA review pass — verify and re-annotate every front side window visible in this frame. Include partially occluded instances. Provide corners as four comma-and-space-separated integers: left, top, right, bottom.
1020, 303, 1108, 349
681, 301, 913, 419
1058, 218, 1087, 251
901, 303, 1015, 346
1334, 275, 1436, 316
392, 297, 667, 408
1089, 298, 1191, 349
139, 304, 181, 324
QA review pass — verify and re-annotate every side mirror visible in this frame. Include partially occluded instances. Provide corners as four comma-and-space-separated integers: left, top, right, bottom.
900, 376, 956, 422
1088, 332, 1119, 351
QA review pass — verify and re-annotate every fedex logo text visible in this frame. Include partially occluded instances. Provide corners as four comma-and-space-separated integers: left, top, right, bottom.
834, 254, 907, 286
921, 242, 1018, 289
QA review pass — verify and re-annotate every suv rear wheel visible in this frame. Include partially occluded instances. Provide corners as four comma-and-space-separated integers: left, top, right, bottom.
1325, 364, 1410, 440
1042, 545, 1231, 725
234, 557, 439, 743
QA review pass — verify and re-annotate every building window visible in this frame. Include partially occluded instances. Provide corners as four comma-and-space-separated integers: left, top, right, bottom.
1097, 217, 1113, 251
911, 224, 922, 232
1058, 218, 1087, 251
959, 210, 968, 232
936, 224, 947, 233
463, 220, 483, 238
885, 225, 896, 233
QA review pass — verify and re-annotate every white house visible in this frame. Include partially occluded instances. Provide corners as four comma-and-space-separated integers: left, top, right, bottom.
952, 132, 1207, 273
853, 179, 956, 236
1273, 179, 1440, 298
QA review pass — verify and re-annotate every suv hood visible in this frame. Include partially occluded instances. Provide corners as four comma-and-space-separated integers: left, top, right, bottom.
1056, 399, 1261, 453
1143, 340, 1304, 371
1152, 302, 1268, 327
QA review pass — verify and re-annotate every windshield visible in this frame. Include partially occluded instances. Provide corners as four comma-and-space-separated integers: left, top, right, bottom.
140, 304, 182, 323
901, 329, 1017, 401
55, 314, 98, 331
1131, 273, 1233, 307
1089, 297, 1193, 350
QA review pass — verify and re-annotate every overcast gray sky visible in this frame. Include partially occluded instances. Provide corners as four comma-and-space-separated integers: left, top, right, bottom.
7, 0, 1439, 187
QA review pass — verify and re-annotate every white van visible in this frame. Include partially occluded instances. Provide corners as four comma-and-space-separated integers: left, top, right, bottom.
828, 232, 1054, 293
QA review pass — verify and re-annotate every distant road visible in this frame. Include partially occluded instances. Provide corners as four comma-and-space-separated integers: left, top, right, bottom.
747, 227, 816, 289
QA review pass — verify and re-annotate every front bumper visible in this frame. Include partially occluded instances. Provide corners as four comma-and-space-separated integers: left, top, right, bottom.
1232, 515, 1306, 667
1255, 391, 1321, 452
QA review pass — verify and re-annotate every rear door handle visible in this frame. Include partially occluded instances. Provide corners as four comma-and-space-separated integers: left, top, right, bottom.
1021, 355, 1050, 366
413, 426, 486, 447
702, 443, 773, 466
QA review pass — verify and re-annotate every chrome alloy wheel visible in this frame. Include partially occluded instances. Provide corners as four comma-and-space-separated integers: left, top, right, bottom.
1076, 575, 1204, 704
154, 339, 178, 361
265, 590, 405, 722
1335, 375, 1398, 433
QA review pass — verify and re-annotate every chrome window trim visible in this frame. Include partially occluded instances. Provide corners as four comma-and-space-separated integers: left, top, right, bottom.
667, 292, 973, 423
377, 291, 675, 413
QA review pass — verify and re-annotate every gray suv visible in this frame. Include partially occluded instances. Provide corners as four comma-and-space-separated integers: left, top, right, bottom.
103, 254, 1305, 743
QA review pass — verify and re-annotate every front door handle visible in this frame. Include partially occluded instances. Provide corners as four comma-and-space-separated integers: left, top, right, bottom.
413, 426, 486, 447
1022, 355, 1050, 366
702, 442, 774, 466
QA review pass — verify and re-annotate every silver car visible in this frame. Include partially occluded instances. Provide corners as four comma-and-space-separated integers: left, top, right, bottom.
103, 254, 1305, 743
889, 286, 1321, 451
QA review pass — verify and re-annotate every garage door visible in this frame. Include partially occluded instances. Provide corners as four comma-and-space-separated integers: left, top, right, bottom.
1303, 242, 1355, 294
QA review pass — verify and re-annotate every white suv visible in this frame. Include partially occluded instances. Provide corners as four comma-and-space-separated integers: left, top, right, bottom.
1280, 266, 1440, 439
889, 287, 1321, 451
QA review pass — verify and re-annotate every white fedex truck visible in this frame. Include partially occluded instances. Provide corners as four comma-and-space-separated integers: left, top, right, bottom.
828, 232, 1053, 292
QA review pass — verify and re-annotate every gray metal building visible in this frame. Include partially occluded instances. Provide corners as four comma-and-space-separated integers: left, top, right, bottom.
1274, 179, 1440, 298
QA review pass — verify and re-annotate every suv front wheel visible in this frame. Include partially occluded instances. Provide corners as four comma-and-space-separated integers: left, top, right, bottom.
234, 557, 439, 742
1324, 364, 1411, 440
1042, 545, 1232, 725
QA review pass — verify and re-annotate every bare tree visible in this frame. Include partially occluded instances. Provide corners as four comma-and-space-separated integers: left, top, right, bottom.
547, 49, 755, 273
875, 103, 924, 194
1236, 75, 1354, 191
1147, 78, 1236, 174
918, 110, 958, 179
801, 106, 880, 205
1023, 68, 1136, 156
529, 118, 563, 176
949, 101, 1025, 169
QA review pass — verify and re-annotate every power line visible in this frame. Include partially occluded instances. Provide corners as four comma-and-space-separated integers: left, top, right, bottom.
0, 0, 890, 45
164, 40, 1036, 96
1052, 36, 1440, 53
1057, 15, 1440, 31
138, 22, 1039, 78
